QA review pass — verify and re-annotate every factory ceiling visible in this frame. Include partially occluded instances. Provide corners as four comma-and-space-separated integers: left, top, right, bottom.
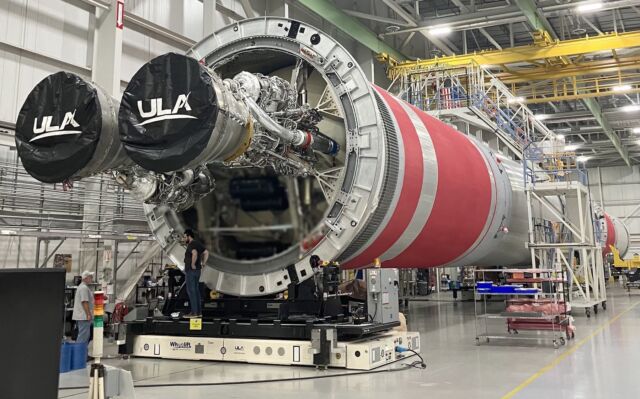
333, 0, 640, 166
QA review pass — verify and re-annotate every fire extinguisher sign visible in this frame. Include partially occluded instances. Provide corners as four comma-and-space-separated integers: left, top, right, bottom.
116, 0, 125, 30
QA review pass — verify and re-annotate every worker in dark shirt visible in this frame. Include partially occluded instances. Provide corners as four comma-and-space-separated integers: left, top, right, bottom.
183, 229, 208, 318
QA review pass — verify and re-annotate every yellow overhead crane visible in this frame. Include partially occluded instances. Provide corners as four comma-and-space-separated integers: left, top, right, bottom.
379, 30, 640, 104
380, 30, 640, 77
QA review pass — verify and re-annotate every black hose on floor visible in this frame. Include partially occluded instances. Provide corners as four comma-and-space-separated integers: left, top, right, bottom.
58, 353, 426, 391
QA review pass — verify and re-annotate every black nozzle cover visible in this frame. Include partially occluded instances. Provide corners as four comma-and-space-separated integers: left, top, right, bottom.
15, 72, 102, 183
118, 53, 218, 173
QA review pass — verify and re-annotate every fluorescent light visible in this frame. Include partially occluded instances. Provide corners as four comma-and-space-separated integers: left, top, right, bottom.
576, 2, 603, 13
576, 156, 591, 163
556, 134, 565, 140
622, 105, 640, 112
429, 25, 452, 36
633, 127, 640, 134
565, 144, 580, 151
507, 96, 525, 104
535, 114, 550, 120
613, 84, 632, 92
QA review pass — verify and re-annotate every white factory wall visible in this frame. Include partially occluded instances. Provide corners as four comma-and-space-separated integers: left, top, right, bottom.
0, 0, 93, 125
588, 165, 640, 250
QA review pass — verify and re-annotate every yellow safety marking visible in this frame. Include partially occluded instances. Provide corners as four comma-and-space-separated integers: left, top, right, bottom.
501, 300, 640, 399
189, 318, 202, 331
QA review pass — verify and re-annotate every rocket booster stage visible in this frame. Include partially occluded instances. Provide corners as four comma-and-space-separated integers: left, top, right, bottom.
14, 17, 629, 296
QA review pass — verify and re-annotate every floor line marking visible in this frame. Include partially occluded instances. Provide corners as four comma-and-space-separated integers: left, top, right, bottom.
501, 300, 640, 399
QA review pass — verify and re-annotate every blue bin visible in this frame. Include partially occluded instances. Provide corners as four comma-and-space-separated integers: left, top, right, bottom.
59, 343, 72, 373
69, 342, 88, 371
489, 285, 521, 293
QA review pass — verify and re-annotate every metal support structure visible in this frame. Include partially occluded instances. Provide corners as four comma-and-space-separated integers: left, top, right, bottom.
38, 239, 66, 268
380, 0, 456, 55
297, 0, 407, 61
115, 241, 141, 272
343, 9, 413, 27
514, 0, 557, 38
496, 56, 640, 83
525, 180, 606, 317
582, 98, 631, 166
450, 0, 502, 50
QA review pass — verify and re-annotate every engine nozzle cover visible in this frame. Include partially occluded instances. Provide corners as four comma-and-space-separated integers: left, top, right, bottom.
15, 72, 102, 183
118, 53, 218, 172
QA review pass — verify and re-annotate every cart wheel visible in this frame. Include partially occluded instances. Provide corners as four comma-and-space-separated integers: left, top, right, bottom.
602, 301, 607, 310
486, 337, 490, 343
571, 331, 575, 339
593, 304, 598, 314
553, 340, 559, 349
476, 337, 480, 345
586, 308, 591, 318
122, 355, 130, 360
513, 329, 519, 335
560, 337, 566, 346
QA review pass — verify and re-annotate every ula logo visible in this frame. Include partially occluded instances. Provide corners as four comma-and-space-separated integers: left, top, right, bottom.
136, 92, 196, 126
169, 341, 192, 350
31, 110, 81, 142
234, 345, 244, 351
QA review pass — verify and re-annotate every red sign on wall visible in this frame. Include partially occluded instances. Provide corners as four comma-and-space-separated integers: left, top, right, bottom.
116, 0, 125, 30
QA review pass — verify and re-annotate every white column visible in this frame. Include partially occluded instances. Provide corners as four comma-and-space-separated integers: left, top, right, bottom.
203, 0, 217, 37
91, 0, 123, 96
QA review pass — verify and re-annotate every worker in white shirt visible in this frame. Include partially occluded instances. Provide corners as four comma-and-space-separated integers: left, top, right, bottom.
72, 271, 95, 343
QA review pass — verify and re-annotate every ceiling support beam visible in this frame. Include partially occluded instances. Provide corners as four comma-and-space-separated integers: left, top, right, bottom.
380, 0, 457, 56
343, 9, 413, 27
514, 0, 557, 38
297, 0, 407, 61
451, 0, 502, 50
582, 98, 631, 166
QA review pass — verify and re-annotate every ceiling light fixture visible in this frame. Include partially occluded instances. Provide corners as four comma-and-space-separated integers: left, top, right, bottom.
576, 155, 591, 163
556, 134, 565, 140
428, 25, 452, 36
612, 84, 632, 92
576, 2, 603, 13
535, 114, 550, 120
633, 127, 640, 134
565, 144, 580, 151
622, 105, 640, 112
507, 96, 525, 104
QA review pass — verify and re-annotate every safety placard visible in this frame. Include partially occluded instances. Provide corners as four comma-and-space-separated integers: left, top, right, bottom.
116, 0, 125, 30
189, 318, 202, 330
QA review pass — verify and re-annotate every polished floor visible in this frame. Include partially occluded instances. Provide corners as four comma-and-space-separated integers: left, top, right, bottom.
59, 286, 640, 398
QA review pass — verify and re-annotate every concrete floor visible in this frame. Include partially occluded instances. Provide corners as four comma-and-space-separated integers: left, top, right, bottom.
59, 286, 640, 398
